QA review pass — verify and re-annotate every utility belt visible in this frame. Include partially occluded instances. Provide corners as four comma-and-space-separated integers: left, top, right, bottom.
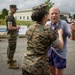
7, 30, 17, 34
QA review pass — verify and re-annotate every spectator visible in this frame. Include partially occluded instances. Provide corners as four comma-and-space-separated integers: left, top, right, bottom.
46, 7, 75, 75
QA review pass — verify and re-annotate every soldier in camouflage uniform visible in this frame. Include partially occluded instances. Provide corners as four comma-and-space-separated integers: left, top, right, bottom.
21, 4, 64, 75
6, 5, 20, 69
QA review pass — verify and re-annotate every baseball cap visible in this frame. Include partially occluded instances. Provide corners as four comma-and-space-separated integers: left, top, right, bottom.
10, 5, 18, 10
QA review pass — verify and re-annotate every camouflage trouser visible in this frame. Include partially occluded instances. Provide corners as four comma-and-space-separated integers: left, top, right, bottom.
22, 68, 30, 75
7, 38, 17, 62
22, 68, 50, 75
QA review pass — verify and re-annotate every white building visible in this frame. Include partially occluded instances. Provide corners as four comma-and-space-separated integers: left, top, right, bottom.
14, 9, 70, 21
14, 9, 33, 21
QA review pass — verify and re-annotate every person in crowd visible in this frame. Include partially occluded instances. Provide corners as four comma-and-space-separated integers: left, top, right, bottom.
70, 19, 75, 40
46, 7, 75, 75
21, 5, 64, 75
6, 5, 20, 69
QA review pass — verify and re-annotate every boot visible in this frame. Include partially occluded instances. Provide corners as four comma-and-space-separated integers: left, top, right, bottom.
8, 62, 19, 69
7, 59, 17, 64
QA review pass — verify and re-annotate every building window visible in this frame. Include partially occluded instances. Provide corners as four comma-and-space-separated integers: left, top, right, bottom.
27, 16, 29, 19
23, 16, 25, 19
20, 16, 22, 19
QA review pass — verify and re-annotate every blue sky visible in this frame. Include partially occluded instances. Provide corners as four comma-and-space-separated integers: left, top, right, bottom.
0, 0, 75, 14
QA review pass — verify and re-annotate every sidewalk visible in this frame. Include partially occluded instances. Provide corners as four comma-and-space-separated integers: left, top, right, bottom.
0, 38, 27, 75
0, 38, 75, 75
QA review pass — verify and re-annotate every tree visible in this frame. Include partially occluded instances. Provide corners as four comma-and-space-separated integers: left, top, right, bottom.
72, 14, 75, 19
0, 14, 2, 19
1, 8, 8, 19
45, 0, 54, 11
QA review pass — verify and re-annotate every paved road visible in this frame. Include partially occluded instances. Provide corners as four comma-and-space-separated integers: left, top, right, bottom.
0, 38, 75, 75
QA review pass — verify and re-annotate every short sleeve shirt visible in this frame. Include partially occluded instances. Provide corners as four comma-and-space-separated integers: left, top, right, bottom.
6, 13, 16, 27
6, 13, 17, 35
46, 20, 71, 58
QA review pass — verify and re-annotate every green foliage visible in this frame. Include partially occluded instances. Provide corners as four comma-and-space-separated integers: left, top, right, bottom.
0, 8, 8, 19
2, 8, 8, 15
0, 14, 2, 19
16, 20, 34, 26
72, 14, 75, 19
0, 19, 6, 25
45, 0, 54, 11
0, 19, 34, 26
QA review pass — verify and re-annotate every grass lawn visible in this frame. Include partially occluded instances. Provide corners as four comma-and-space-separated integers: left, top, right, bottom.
0, 19, 34, 26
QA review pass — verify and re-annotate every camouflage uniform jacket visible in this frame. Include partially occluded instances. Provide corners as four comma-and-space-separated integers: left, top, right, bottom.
22, 23, 60, 75
6, 13, 17, 36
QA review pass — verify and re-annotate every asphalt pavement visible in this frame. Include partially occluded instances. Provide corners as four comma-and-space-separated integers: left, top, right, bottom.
0, 38, 75, 75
